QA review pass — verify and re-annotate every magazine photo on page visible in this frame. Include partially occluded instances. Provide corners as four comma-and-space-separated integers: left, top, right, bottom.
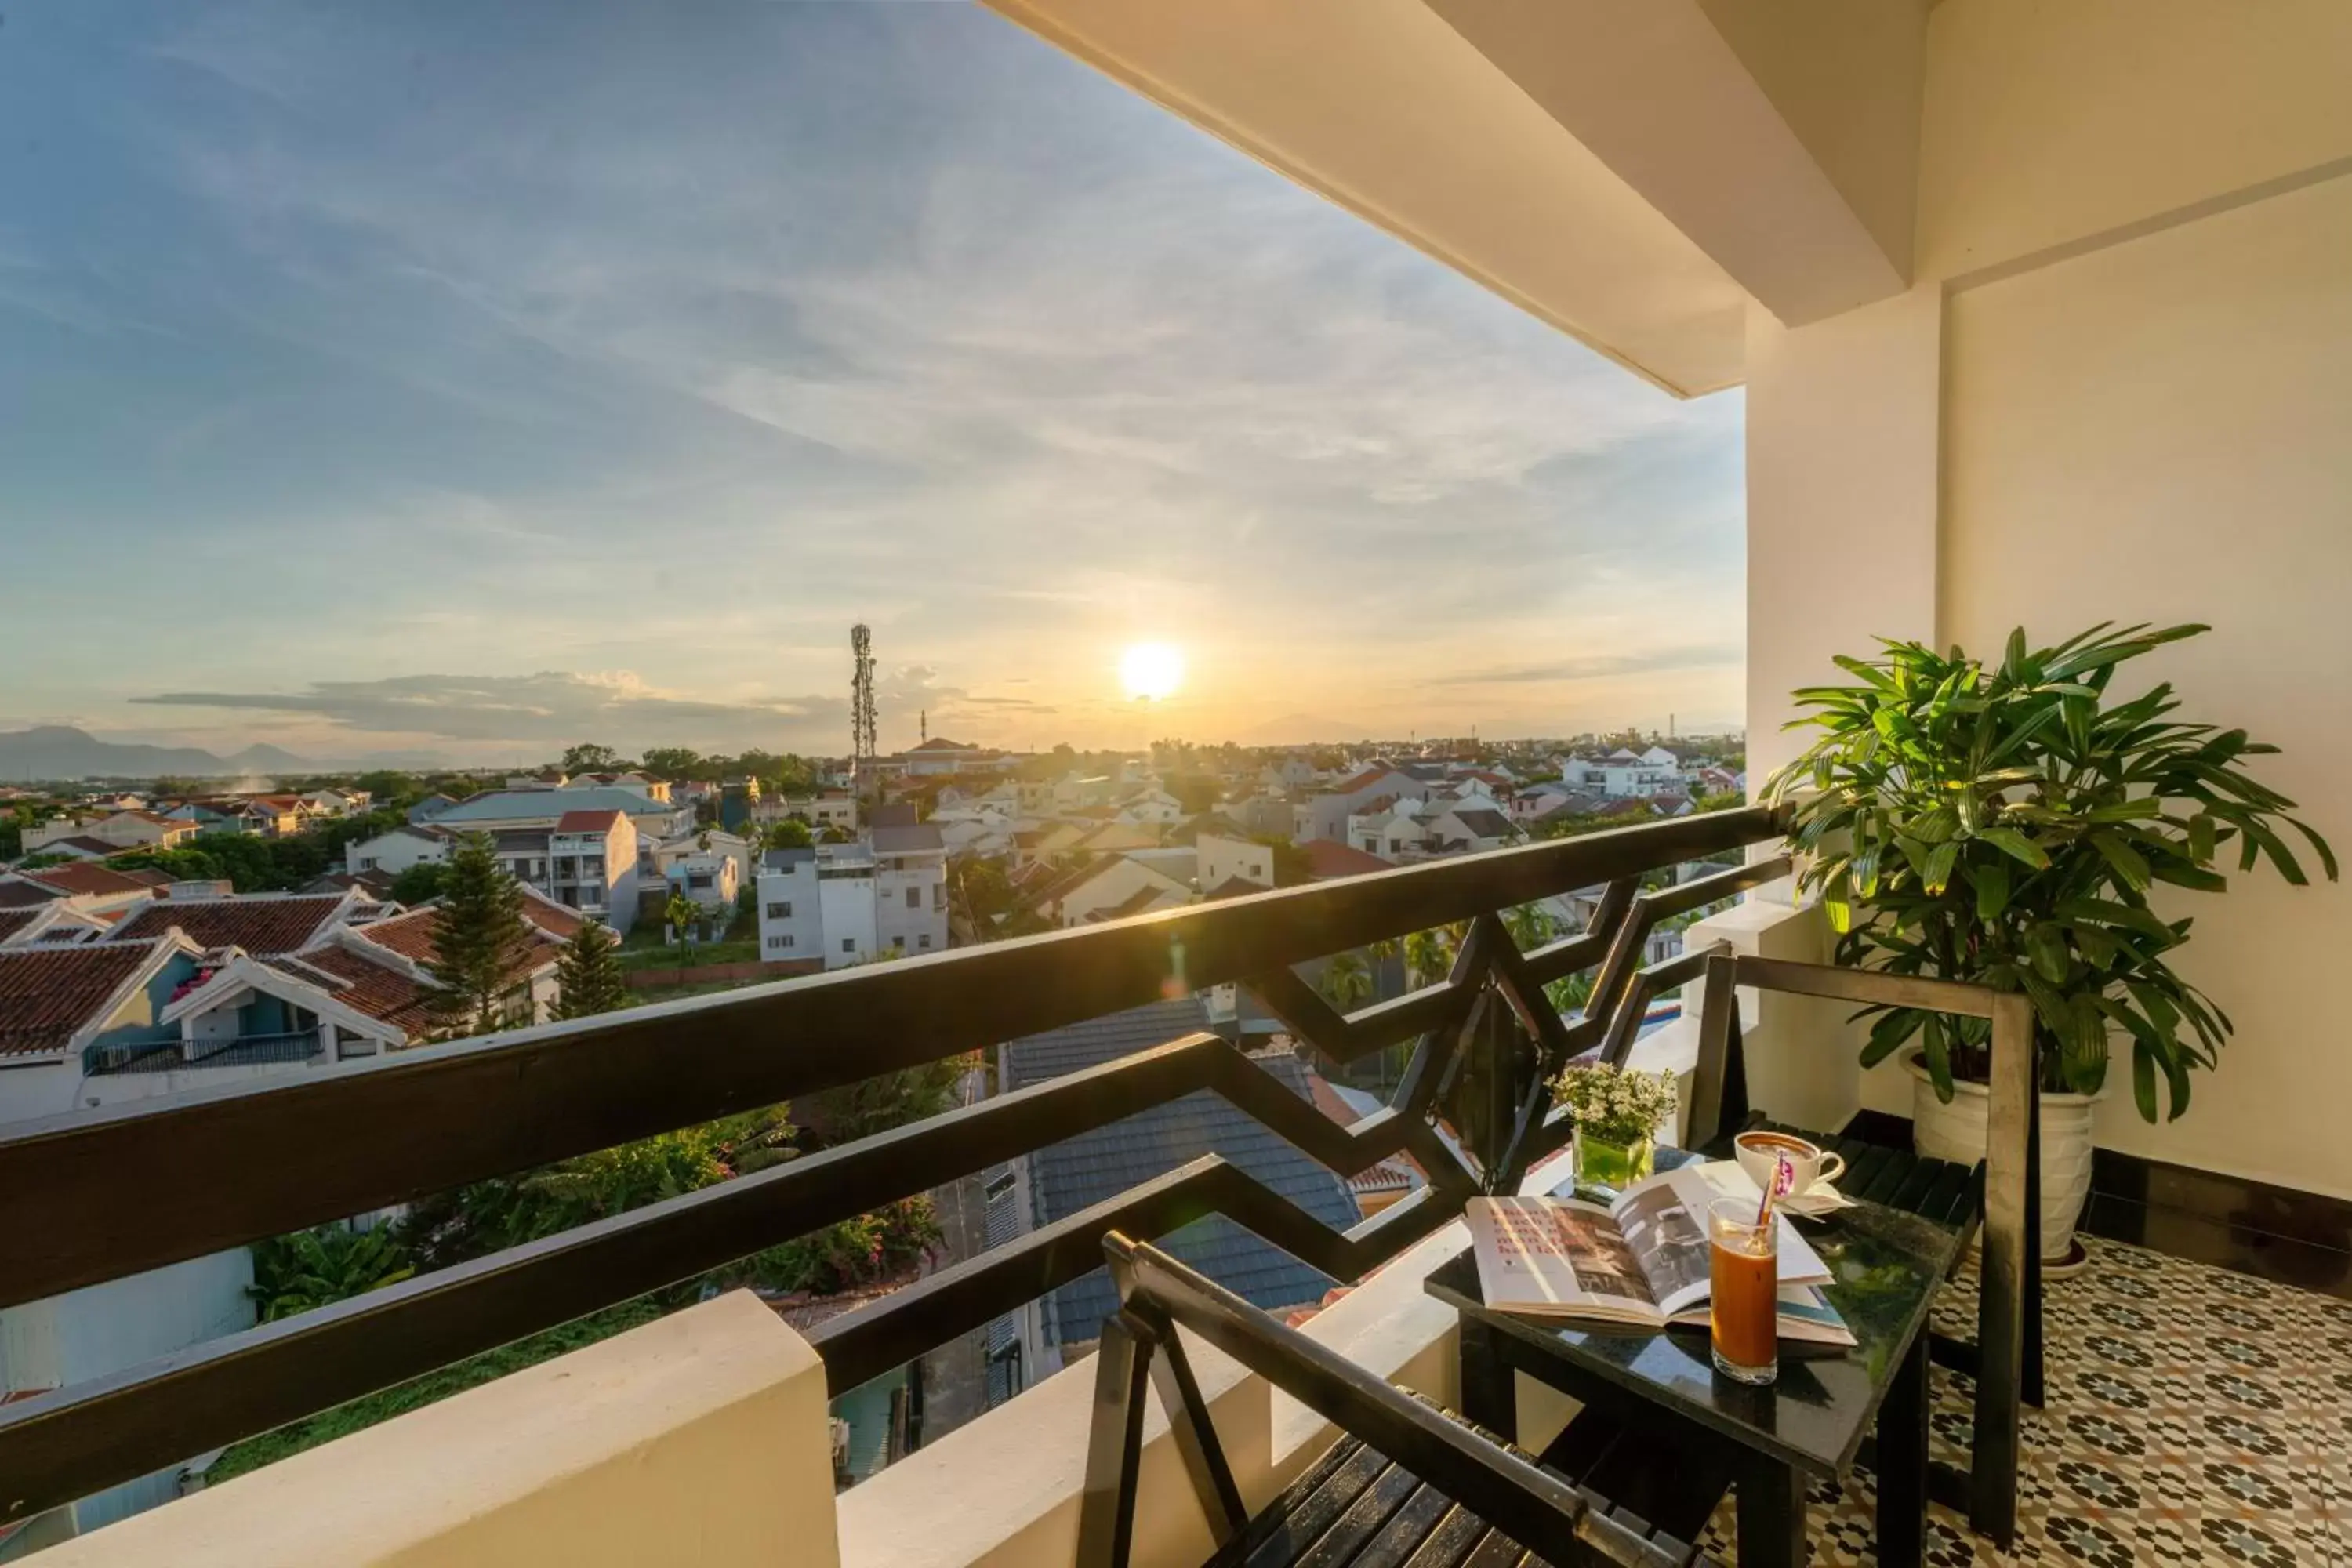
1465, 1161, 1853, 1343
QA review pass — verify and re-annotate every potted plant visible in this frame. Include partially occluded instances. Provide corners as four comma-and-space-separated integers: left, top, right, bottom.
1551, 1062, 1679, 1198
1767, 623, 2334, 1265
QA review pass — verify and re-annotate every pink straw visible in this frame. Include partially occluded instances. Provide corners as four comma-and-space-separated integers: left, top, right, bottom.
1754, 1155, 1793, 1230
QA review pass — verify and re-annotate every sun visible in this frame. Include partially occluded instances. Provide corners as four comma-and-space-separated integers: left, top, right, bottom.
1119, 642, 1185, 702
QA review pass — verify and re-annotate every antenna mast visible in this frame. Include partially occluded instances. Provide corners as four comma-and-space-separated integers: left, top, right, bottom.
851, 623, 878, 805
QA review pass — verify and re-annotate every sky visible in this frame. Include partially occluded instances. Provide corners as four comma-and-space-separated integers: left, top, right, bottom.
0, 1, 1745, 765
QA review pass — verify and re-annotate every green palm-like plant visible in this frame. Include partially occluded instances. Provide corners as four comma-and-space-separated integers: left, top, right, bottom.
1318, 949, 1373, 1011
250, 1225, 416, 1322
1501, 902, 1555, 952
1403, 924, 1464, 991
1766, 623, 2335, 1122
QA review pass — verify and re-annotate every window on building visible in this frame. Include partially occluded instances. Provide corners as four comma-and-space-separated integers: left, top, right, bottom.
931, 884, 944, 910
688, 873, 713, 891
766, 901, 793, 919
919, 934, 932, 949
905, 887, 919, 909
767, 935, 794, 951
359, 857, 377, 871
891, 935, 906, 949
841, 938, 855, 954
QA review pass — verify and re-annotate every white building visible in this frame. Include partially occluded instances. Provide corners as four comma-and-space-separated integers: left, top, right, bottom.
1195, 831, 1274, 895
753, 808, 949, 969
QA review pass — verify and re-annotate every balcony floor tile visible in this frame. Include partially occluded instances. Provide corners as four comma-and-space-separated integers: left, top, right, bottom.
1690, 1236, 2349, 1565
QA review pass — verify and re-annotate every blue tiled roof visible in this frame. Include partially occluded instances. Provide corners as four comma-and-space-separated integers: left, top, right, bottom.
430, 787, 675, 825
1001, 998, 1360, 1347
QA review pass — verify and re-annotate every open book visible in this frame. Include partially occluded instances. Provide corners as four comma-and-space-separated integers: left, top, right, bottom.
1465, 1162, 1856, 1345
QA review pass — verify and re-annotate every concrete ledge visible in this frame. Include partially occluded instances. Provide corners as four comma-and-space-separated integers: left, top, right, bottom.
45, 1292, 837, 1568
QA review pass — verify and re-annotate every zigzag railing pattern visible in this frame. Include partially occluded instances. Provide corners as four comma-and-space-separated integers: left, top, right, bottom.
0, 808, 1788, 1523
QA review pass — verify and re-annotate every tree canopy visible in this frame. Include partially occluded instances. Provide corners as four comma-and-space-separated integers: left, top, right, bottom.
426, 834, 535, 1037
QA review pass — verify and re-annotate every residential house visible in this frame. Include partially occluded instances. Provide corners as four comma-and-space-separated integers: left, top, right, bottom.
406, 793, 460, 826
104, 889, 381, 961
761, 793, 859, 835
1260, 754, 1317, 792
0, 862, 165, 922
297, 789, 370, 818
0, 936, 205, 1126
983, 999, 1359, 1396
1297, 839, 1394, 884
753, 808, 949, 969
870, 806, 949, 958
901, 737, 994, 777
657, 844, 740, 918
342, 824, 456, 880
0, 902, 109, 949
1193, 831, 1274, 895
1295, 765, 1428, 842
24, 811, 193, 854
1423, 806, 1519, 855
1025, 851, 1191, 928
1111, 786, 1184, 827
24, 836, 124, 863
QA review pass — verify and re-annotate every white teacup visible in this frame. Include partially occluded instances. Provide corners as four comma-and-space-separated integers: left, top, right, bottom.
1734, 1131, 1846, 1200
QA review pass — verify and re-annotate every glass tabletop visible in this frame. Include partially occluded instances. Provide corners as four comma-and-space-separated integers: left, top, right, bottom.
1423, 1159, 1965, 1476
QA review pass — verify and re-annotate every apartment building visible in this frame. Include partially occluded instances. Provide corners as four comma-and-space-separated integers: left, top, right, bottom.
754, 807, 948, 970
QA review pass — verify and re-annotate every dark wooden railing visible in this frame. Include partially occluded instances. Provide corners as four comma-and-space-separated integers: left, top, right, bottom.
0, 808, 1788, 1525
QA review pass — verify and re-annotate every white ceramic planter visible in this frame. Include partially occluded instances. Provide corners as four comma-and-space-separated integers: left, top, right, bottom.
1905, 1053, 2100, 1263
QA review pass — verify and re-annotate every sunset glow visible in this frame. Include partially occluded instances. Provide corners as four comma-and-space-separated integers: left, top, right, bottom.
1119, 643, 1185, 703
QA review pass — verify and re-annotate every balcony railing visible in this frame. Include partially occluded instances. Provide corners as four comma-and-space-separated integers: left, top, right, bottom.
82, 1029, 327, 1076
0, 807, 1788, 1528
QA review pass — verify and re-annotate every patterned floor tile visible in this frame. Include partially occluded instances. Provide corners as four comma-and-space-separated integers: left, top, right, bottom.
1690, 1236, 2347, 1564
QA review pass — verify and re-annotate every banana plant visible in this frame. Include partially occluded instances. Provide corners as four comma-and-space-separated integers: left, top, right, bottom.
1766, 622, 2335, 1121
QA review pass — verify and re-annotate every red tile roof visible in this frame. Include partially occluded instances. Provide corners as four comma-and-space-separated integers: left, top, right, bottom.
0, 942, 162, 1057
0, 881, 58, 909
1301, 840, 1394, 882
24, 862, 162, 901
1330, 768, 1397, 795
287, 947, 437, 1036
554, 809, 624, 834
110, 895, 348, 956
0, 909, 41, 942
349, 904, 566, 981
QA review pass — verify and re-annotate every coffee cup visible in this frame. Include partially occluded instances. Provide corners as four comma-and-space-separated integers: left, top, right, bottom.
1734, 1131, 1846, 1200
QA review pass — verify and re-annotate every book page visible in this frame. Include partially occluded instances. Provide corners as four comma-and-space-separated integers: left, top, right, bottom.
1622, 1161, 1831, 1288
1610, 1178, 1715, 1318
1467, 1197, 1662, 1323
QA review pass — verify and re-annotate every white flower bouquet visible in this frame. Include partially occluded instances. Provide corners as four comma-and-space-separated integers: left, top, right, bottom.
1548, 1062, 1677, 1149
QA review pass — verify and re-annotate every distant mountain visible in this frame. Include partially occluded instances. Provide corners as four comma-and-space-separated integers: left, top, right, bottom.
0, 726, 311, 782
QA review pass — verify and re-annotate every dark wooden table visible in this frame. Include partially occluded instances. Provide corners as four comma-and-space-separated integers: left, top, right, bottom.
1424, 1160, 1965, 1568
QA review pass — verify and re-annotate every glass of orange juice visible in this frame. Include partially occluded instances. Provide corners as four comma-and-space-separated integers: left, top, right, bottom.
1707, 1197, 1778, 1385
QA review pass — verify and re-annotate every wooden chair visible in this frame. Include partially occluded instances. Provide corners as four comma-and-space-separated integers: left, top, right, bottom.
1676, 952, 2042, 1549
1077, 1233, 1726, 1568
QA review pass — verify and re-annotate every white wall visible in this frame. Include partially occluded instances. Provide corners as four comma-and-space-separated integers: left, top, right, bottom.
2, 1249, 257, 1534
1196, 833, 1272, 891
1939, 174, 2352, 1197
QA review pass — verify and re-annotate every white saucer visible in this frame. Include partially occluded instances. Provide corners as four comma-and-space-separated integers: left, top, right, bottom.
1780, 1183, 1857, 1220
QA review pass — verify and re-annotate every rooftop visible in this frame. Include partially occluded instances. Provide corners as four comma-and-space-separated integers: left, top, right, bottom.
109, 895, 353, 958
0, 940, 166, 1058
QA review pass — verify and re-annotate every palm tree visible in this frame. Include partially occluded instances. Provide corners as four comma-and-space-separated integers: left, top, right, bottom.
1318, 949, 1373, 1011
1403, 925, 1461, 990
666, 892, 703, 957
1501, 901, 1554, 952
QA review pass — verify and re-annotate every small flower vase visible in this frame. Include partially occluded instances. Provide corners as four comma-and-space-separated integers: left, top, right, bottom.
1572, 1127, 1654, 1200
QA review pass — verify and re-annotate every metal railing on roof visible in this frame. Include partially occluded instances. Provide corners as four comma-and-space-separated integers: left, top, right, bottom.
0, 807, 1788, 1526
82, 1029, 326, 1076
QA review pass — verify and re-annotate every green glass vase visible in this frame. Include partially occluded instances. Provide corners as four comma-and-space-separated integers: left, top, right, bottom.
1572, 1128, 1654, 1200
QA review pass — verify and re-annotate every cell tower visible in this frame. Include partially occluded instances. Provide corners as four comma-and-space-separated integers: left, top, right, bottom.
851, 623, 878, 802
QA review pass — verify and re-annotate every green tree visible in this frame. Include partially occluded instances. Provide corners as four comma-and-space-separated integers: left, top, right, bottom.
1317, 949, 1373, 1011
1403, 924, 1462, 989
561, 743, 626, 774
426, 834, 535, 1038
640, 746, 705, 782
665, 891, 704, 956
768, 817, 814, 850
554, 920, 630, 1019
797, 1056, 975, 1148
1501, 902, 1555, 952
249, 1225, 416, 1322
389, 861, 452, 904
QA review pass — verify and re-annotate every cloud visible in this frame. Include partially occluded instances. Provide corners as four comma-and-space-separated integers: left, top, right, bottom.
132, 671, 845, 750
6, 4, 1747, 750
1429, 644, 1745, 685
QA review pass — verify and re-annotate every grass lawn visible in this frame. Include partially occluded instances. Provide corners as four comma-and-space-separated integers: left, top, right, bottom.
207, 1299, 668, 1484
615, 936, 762, 971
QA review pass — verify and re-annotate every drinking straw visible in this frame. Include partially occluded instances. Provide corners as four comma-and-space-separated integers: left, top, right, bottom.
1753, 1154, 1793, 1231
